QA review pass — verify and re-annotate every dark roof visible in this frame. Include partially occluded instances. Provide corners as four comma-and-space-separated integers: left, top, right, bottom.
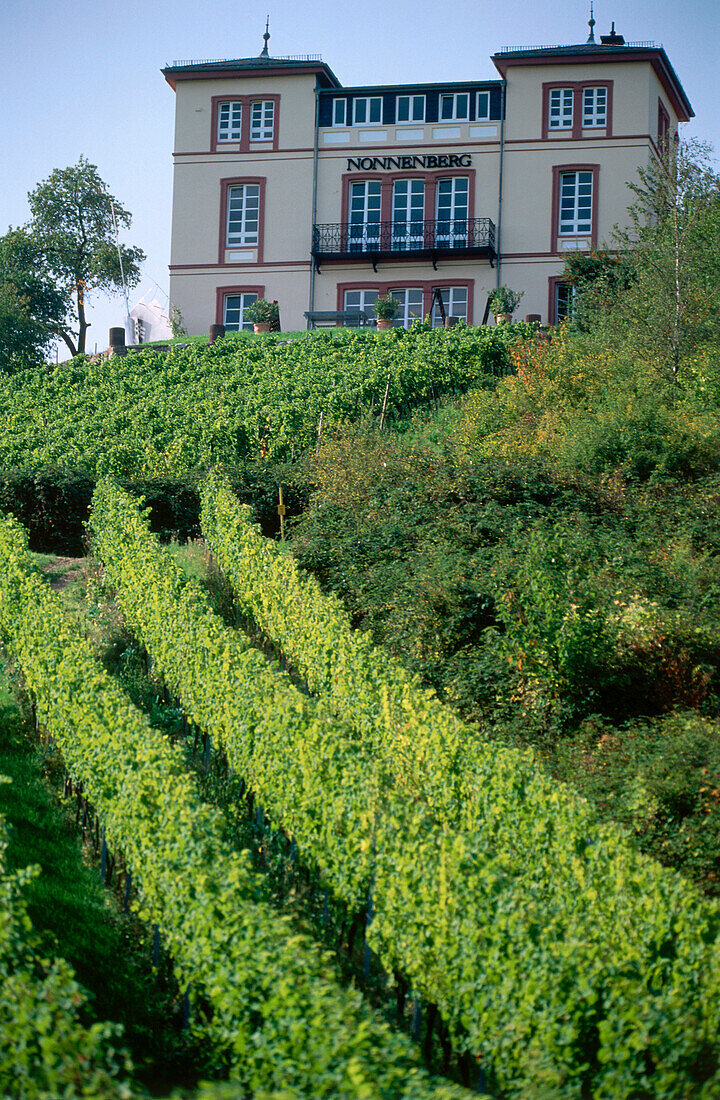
319, 78, 502, 97
163, 55, 340, 89
491, 42, 693, 120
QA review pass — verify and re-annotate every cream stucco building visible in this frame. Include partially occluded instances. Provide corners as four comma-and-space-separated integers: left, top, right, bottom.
163, 20, 692, 334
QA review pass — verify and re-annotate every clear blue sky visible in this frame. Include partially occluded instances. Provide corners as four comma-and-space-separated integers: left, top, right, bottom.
1, 0, 717, 355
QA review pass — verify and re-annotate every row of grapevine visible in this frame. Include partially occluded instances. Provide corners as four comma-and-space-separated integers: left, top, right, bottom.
0, 512, 468, 1099
0, 325, 518, 477
93, 478, 720, 1097
200, 471, 481, 823
0, 804, 132, 1099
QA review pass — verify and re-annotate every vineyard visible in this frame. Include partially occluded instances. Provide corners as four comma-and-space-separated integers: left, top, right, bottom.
0, 322, 719, 1097
0, 325, 518, 477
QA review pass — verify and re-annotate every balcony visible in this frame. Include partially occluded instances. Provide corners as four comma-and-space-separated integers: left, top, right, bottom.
311, 218, 496, 272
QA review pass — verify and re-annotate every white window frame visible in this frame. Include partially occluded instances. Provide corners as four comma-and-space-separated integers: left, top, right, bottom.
554, 283, 576, 323
223, 292, 259, 332
582, 86, 607, 128
558, 171, 593, 236
440, 93, 470, 122
343, 289, 379, 321
332, 98, 347, 126
435, 176, 469, 247
250, 100, 274, 141
476, 91, 491, 121
217, 101, 243, 142
396, 94, 425, 123
431, 286, 468, 326
392, 179, 425, 250
226, 184, 261, 246
353, 97, 383, 126
549, 87, 574, 129
348, 180, 382, 251
390, 288, 424, 328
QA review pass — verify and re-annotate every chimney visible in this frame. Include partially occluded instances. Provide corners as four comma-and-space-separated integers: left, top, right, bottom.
600, 22, 626, 45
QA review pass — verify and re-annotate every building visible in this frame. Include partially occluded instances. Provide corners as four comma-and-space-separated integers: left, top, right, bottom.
163, 17, 693, 334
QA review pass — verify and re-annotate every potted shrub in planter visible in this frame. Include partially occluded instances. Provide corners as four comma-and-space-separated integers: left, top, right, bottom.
374, 294, 401, 330
489, 286, 524, 323
243, 298, 279, 334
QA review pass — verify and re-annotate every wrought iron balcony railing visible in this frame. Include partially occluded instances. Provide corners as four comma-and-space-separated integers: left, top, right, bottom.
311, 218, 496, 271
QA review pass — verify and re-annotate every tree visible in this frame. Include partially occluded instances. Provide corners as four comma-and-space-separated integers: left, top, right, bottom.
0, 228, 67, 372
613, 139, 720, 376
561, 249, 636, 331
26, 157, 145, 357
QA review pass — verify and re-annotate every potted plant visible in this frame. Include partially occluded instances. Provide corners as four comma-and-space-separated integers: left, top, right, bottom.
489, 286, 524, 323
373, 294, 401, 330
243, 298, 279, 334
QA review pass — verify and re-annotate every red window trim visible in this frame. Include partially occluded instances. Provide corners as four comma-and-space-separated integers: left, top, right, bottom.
336, 278, 474, 324
657, 97, 670, 150
340, 169, 476, 225
548, 275, 574, 325
211, 94, 281, 153
550, 163, 600, 253
218, 177, 266, 264
215, 284, 266, 326
541, 81, 613, 140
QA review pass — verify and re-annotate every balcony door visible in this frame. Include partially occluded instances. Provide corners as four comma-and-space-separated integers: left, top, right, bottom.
435, 178, 469, 247
348, 181, 382, 251
392, 180, 425, 251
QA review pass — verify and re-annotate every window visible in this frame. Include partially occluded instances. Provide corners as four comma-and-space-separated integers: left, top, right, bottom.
344, 289, 379, 321
396, 94, 425, 123
333, 98, 347, 126
250, 100, 274, 141
476, 91, 491, 121
440, 93, 470, 121
223, 292, 259, 331
390, 288, 424, 327
226, 184, 260, 246
558, 171, 593, 235
435, 177, 469, 246
658, 100, 670, 150
218, 101, 242, 142
353, 97, 383, 125
549, 88, 574, 129
582, 86, 607, 128
392, 180, 425, 250
554, 283, 575, 323
431, 286, 468, 326
348, 181, 382, 250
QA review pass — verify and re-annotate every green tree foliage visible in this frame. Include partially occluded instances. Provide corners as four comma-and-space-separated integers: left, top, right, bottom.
26, 157, 145, 357
566, 140, 720, 376
561, 248, 636, 330
0, 229, 67, 372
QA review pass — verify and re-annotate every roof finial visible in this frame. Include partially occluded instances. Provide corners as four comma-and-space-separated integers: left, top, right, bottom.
586, 0, 596, 43
260, 16, 270, 58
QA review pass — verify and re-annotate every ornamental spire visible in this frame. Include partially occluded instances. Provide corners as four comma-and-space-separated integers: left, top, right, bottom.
260, 16, 270, 58
586, 1, 596, 43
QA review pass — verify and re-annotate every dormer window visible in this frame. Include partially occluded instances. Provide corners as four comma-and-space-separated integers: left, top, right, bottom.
396, 94, 425, 123
353, 97, 383, 125
440, 92, 469, 121
217, 102, 243, 142
333, 98, 347, 126
476, 91, 491, 120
